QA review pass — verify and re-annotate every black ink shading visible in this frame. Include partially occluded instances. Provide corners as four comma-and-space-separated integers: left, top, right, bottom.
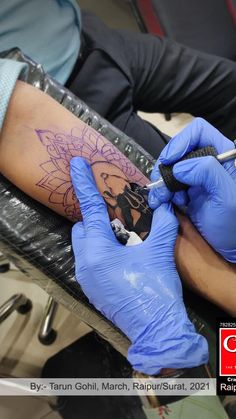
104, 180, 152, 237
36, 126, 152, 235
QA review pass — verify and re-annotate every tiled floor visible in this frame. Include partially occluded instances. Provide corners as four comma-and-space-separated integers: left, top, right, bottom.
0, 267, 91, 379
0, 1, 193, 418
0, 267, 91, 418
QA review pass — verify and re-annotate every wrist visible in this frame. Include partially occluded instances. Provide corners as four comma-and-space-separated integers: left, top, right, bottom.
128, 332, 208, 375
127, 313, 208, 375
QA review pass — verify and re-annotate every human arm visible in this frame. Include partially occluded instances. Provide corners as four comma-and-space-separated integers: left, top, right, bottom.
0, 80, 151, 237
176, 212, 236, 316
1, 81, 236, 315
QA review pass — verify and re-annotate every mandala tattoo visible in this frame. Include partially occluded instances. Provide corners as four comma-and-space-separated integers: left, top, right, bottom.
36, 125, 152, 235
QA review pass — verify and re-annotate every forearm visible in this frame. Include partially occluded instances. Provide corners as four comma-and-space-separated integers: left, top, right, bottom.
1, 80, 235, 314
176, 212, 236, 315
0, 81, 149, 229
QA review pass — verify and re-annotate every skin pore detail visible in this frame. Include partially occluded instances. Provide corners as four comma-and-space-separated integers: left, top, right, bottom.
35, 125, 152, 236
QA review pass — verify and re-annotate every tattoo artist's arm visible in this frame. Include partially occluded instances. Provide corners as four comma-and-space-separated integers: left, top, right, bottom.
176, 213, 236, 316
0, 80, 236, 314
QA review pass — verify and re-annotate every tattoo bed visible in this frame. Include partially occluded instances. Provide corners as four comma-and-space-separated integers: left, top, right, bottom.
0, 49, 226, 415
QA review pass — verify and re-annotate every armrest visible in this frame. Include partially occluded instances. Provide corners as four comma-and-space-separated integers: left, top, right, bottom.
0, 48, 155, 355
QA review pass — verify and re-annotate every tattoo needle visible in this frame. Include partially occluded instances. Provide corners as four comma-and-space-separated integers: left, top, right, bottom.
144, 178, 165, 190
142, 146, 236, 193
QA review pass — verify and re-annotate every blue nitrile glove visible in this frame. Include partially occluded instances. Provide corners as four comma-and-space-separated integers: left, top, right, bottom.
148, 118, 236, 263
70, 157, 208, 375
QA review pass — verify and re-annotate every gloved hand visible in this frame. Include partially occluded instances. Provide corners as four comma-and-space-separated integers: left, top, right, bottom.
148, 118, 236, 263
70, 156, 208, 375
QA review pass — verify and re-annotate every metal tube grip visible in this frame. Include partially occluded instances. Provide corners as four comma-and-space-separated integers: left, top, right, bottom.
159, 146, 217, 192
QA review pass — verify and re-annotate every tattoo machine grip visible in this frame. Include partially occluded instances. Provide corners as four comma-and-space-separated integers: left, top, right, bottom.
159, 146, 217, 192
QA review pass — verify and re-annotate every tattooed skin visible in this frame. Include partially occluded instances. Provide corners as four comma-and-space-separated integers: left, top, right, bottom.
36, 125, 152, 235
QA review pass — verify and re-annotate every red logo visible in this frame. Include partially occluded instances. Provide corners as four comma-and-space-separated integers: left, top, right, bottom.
220, 328, 236, 375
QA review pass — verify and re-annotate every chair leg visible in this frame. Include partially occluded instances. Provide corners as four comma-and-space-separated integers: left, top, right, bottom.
0, 294, 32, 324
0, 253, 10, 273
165, 113, 172, 121
38, 297, 58, 345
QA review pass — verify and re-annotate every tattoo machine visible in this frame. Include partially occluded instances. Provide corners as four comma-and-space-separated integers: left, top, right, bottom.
142, 145, 236, 193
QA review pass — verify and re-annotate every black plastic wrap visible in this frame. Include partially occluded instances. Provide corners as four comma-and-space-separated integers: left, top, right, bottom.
0, 49, 157, 355
0, 173, 131, 354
